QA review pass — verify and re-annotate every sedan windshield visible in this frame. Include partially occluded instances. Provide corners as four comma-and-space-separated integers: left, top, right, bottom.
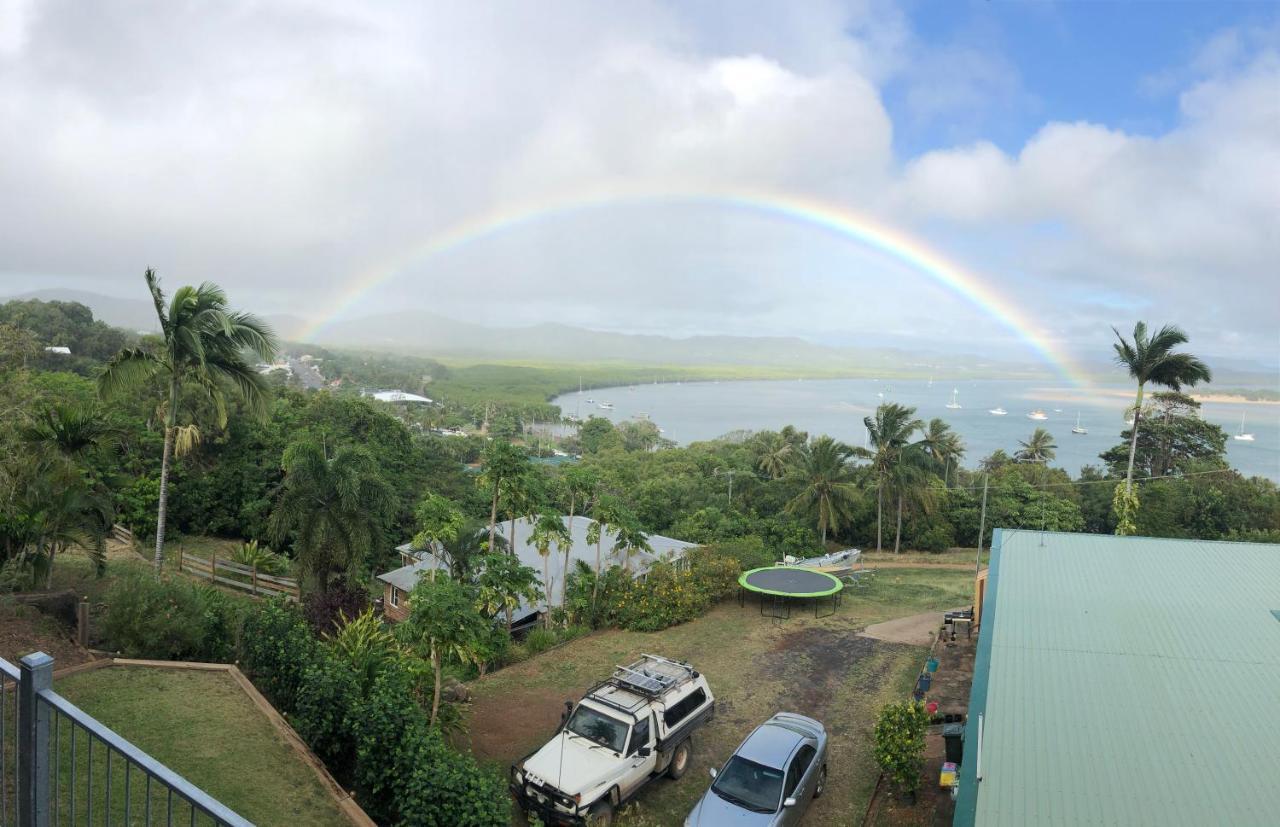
565, 705, 628, 753
711, 756, 783, 813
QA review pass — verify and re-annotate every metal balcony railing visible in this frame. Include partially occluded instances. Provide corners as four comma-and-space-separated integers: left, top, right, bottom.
1, 653, 250, 827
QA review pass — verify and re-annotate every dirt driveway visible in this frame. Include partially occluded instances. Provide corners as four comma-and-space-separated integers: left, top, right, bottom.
465, 567, 974, 826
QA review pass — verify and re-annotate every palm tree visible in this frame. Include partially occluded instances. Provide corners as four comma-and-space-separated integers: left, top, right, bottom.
527, 512, 572, 628
1112, 322, 1212, 489
919, 418, 965, 487
887, 446, 936, 554
587, 494, 625, 611
476, 441, 530, 555
753, 431, 794, 480
437, 520, 504, 579
10, 456, 111, 587
21, 403, 119, 457
500, 470, 544, 551
270, 437, 394, 595
559, 466, 598, 608
1015, 428, 1058, 463
861, 404, 924, 551
411, 493, 465, 581
785, 436, 859, 546
98, 271, 277, 572
610, 516, 652, 574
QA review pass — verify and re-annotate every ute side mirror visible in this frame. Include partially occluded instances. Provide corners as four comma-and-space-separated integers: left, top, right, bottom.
708, 768, 718, 779
560, 700, 573, 725
783, 797, 798, 808
638, 746, 652, 758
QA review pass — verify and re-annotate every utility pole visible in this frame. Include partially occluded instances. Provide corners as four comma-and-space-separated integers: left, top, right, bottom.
714, 468, 736, 507
975, 474, 989, 577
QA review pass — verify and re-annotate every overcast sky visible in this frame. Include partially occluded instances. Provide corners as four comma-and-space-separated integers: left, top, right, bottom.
1, 0, 1277, 368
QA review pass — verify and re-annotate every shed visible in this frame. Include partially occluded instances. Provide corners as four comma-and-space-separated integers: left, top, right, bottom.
955, 529, 1280, 826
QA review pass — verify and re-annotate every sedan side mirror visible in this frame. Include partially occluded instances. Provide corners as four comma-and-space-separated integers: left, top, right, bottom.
783, 797, 798, 808
708, 768, 718, 779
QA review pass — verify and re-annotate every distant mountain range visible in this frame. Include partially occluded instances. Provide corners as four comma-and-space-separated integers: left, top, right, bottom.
7, 287, 1274, 384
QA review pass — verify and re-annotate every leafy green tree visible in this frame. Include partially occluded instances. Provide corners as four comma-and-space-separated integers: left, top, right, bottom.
0, 322, 39, 369
587, 494, 628, 609
1112, 483, 1139, 536
1015, 428, 1058, 463
610, 514, 653, 574
979, 449, 1013, 473
435, 520, 501, 579
861, 404, 925, 551
270, 437, 394, 594
476, 441, 530, 556
1099, 392, 1227, 478
1112, 322, 1212, 491
412, 493, 466, 581
785, 436, 859, 545
21, 403, 120, 458
578, 416, 621, 453
473, 550, 540, 634
399, 575, 492, 726
499, 467, 545, 551
98, 271, 277, 571
527, 511, 572, 628
873, 701, 931, 798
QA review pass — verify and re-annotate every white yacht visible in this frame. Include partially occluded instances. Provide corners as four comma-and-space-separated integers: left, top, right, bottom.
597, 401, 614, 410
945, 388, 962, 410
988, 407, 1008, 416
1027, 410, 1048, 421
1233, 413, 1255, 442
1071, 412, 1087, 435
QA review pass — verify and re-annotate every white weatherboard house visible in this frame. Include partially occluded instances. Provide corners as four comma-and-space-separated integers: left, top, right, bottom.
377, 516, 694, 624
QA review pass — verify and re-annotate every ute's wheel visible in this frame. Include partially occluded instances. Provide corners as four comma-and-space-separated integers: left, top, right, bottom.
813, 764, 827, 799
587, 799, 615, 826
666, 740, 691, 779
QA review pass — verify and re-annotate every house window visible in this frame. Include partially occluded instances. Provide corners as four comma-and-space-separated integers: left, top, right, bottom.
389, 587, 400, 608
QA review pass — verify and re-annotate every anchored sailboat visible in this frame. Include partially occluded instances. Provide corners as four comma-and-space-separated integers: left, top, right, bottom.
1071, 412, 1087, 435
945, 388, 961, 410
1233, 412, 1255, 442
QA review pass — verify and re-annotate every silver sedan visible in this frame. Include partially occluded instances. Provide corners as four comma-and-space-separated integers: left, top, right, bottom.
685, 712, 828, 826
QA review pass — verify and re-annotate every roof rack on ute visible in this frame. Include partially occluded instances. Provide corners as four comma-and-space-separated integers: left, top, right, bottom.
606, 654, 697, 699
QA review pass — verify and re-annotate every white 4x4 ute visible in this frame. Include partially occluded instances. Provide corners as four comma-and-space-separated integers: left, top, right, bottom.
511, 654, 715, 825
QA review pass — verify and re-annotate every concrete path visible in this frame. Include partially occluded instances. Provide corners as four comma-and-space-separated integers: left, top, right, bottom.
860, 607, 968, 645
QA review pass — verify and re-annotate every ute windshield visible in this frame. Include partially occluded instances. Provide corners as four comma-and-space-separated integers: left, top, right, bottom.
565, 704, 628, 753
712, 756, 783, 813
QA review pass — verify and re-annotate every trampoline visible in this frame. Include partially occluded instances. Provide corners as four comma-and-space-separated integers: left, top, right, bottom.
738, 566, 844, 619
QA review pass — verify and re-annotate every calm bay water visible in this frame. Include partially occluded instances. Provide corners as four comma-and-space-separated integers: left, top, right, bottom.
553, 378, 1280, 481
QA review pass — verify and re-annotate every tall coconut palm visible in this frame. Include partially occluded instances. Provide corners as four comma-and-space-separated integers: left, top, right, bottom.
785, 436, 859, 546
920, 418, 965, 487
860, 403, 924, 551
753, 431, 794, 480
270, 437, 394, 595
98, 271, 277, 572
1015, 428, 1058, 463
887, 446, 936, 554
1112, 322, 1212, 489
476, 441, 530, 555
587, 494, 625, 611
527, 511, 572, 628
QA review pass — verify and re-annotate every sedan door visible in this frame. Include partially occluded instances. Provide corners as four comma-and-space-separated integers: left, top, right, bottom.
780, 744, 818, 826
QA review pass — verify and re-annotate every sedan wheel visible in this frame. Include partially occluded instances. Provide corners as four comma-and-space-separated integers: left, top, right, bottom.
813, 764, 827, 799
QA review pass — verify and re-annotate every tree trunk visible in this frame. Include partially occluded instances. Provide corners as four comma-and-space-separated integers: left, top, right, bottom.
509, 516, 517, 556
488, 482, 499, 554
591, 535, 602, 615
543, 555, 551, 629
429, 642, 441, 727
876, 484, 883, 552
564, 499, 575, 620
153, 381, 178, 574
44, 542, 57, 589
1124, 384, 1145, 490
894, 493, 904, 554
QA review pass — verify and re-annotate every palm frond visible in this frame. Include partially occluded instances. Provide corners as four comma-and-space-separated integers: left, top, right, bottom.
97, 348, 165, 399
144, 269, 170, 335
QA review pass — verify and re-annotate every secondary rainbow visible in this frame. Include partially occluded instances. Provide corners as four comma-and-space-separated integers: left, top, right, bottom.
299, 185, 1089, 385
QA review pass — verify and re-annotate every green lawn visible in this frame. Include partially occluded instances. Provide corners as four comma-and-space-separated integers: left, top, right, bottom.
52, 666, 349, 827
466, 567, 973, 826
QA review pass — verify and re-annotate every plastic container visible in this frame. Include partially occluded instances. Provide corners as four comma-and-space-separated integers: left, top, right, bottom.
942, 722, 964, 764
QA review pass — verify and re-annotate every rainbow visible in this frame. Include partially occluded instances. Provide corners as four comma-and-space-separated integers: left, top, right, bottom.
299, 184, 1089, 385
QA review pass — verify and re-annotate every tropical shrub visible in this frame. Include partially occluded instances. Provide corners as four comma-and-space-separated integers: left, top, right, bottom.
873, 700, 931, 797
101, 575, 242, 661
522, 627, 558, 655
231, 539, 287, 575
239, 598, 322, 713
293, 653, 361, 781
352, 666, 508, 826
327, 608, 404, 694
566, 550, 739, 633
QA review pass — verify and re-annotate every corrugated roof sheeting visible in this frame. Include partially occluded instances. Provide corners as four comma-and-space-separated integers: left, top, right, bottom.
967, 530, 1280, 827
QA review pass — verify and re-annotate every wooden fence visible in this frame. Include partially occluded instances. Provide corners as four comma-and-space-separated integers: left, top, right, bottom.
177, 549, 300, 601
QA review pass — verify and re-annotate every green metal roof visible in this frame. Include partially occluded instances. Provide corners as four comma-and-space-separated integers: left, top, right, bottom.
955, 530, 1280, 827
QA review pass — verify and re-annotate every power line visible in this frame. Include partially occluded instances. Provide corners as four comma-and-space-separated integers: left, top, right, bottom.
930, 466, 1239, 493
